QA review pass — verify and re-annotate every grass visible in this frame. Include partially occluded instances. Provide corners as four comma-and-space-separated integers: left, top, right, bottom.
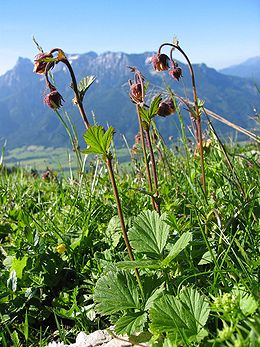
0, 139, 259, 346
4, 145, 131, 175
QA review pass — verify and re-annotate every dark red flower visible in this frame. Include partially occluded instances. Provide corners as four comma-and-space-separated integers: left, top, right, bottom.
33, 52, 53, 74
151, 53, 170, 71
157, 98, 176, 117
44, 89, 64, 110
130, 82, 143, 103
169, 66, 182, 81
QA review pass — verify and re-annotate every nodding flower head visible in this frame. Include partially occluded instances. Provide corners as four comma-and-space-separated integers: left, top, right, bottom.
169, 65, 182, 81
129, 82, 143, 104
157, 98, 176, 117
135, 132, 142, 144
33, 52, 53, 74
44, 89, 64, 110
151, 53, 170, 71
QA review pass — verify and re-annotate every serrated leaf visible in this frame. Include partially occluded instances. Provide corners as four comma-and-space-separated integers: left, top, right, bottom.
148, 95, 162, 119
115, 312, 147, 335
83, 125, 114, 156
150, 294, 191, 334
139, 107, 150, 124
78, 76, 96, 101
179, 287, 210, 332
150, 288, 209, 343
116, 260, 161, 270
128, 210, 169, 258
94, 271, 140, 315
102, 126, 115, 152
162, 232, 192, 267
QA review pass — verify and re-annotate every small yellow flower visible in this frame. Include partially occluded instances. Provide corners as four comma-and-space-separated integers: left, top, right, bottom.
56, 243, 66, 254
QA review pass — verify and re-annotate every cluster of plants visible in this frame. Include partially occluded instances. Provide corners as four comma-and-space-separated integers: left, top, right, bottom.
0, 39, 259, 346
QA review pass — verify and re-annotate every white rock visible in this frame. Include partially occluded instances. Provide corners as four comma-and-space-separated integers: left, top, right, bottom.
76, 330, 112, 346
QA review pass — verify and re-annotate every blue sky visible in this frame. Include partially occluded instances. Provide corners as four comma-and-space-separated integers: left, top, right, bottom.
0, 0, 259, 75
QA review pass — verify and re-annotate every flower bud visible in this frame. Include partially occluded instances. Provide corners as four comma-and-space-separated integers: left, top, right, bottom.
157, 98, 176, 117
33, 52, 53, 74
44, 89, 64, 110
151, 53, 170, 71
169, 66, 182, 81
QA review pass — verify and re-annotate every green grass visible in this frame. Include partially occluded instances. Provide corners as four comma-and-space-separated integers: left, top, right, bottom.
4, 145, 131, 174
0, 140, 259, 346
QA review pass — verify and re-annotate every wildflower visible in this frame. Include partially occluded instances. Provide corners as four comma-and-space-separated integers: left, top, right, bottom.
157, 98, 176, 117
135, 132, 142, 144
169, 65, 182, 81
44, 89, 64, 110
33, 52, 53, 74
129, 82, 143, 103
56, 243, 66, 254
151, 53, 170, 71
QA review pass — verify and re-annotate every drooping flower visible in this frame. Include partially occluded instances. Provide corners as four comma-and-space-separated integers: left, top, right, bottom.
33, 52, 53, 74
134, 132, 142, 144
151, 53, 170, 71
169, 65, 182, 81
44, 89, 64, 110
129, 82, 143, 103
157, 98, 176, 117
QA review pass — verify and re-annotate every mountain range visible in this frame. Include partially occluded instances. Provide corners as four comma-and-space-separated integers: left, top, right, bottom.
0, 52, 259, 149
220, 56, 260, 79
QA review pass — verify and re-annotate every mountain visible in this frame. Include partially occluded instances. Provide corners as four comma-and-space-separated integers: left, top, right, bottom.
219, 56, 260, 79
0, 52, 259, 149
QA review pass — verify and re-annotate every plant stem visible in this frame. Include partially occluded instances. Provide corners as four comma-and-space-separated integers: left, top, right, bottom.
136, 105, 157, 212
106, 157, 143, 293
61, 59, 91, 130
47, 48, 91, 130
145, 128, 160, 214
159, 43, 207, 195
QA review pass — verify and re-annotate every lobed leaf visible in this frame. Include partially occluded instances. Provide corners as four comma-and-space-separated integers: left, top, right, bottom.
115, 312, 147, 335
94, 271, 140, 315
128, 210, 169, 258
150, 288, 209, 343
83, 125, 115, 156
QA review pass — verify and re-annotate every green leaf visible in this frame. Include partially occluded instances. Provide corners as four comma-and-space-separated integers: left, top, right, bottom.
150, 294, 191, 334
232, 286, 258, 316
11, 256, 28, 279
139, 95, 162, 125
94, 271, 140, 315
179, 287, 210, 332
83, 125, 115, 157
128, 210, 169, 258
198, 250, 217, 265
77, 76, 96, 101
139, 107, 150, 124
162, 231, 192, 267
150, 288, 209, 343
115, 312, 147, 335
148, 95, 162, 119
102, 126, 115, 152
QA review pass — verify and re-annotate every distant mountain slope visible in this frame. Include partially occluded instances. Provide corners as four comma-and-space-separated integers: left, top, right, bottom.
0, 52, 259, 149
219, 56, 260, 79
